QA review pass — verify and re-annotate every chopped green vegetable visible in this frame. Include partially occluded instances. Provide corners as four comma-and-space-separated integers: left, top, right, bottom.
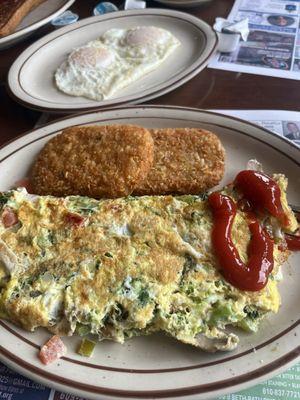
181, 254, 197, 280
75, 323, 90, 336
176, 195, 196, 205
238, 318, 259, 333
0, 194, 9, 208
30, 290, 42, 298
244, 305, 260, 320
238, 305, 261, 332
214, 280, 224, 288
190, 211, 204, 220
138, 288, 150, 306
78, 338, 96, 357
104, 252, 113, 258
48, 232, 57, 245
209, 303, 233, 325
95, 260, 101, 270
124, 196, 138, 203
67, 196, 99, 215
198, 192, 209, 201
143, 206, 161, 216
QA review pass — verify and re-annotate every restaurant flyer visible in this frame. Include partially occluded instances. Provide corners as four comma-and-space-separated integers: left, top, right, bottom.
0, 362, 298, 400
214, 109, 300, 146
209, 0, 300, 79
0, 110, 298, 399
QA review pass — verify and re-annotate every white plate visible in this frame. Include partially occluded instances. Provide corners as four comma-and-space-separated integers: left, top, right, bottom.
154, 0, 212, 8
0, 0, 75, 50
0, 106, 299, 400
7, 9, 217, 113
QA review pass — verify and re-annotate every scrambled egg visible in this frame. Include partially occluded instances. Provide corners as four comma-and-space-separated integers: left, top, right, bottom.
0, 175, 296, 352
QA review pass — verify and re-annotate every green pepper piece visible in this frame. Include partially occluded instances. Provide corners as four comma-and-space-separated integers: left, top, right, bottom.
75, 323, 90, 336
78, 338, 96, 357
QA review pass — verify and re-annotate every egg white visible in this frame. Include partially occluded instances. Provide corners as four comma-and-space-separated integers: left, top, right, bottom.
55, 26, 181, 101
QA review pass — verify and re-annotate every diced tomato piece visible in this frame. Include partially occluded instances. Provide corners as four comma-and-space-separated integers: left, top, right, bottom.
65, 212, 85, 227
39, 335, 66, 365
2, 208, 18, 228
14, 177, 33, 193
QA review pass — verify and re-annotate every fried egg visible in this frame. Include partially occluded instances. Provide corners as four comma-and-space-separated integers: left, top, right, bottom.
55, 26, 181, 101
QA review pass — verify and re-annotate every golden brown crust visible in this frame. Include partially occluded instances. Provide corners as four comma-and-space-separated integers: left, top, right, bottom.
0, 0, 47, 37
31, 124, 154, 198
133, 128, 225, 195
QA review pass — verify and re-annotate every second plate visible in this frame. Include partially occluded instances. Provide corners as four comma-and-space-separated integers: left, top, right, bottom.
0, 0, 75, 50
8, 9, 217, 113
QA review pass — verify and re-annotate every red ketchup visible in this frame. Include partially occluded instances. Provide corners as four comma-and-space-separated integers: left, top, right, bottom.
285, 234, 300, 251
208, 193, 274, 291
234, 170, 289, 227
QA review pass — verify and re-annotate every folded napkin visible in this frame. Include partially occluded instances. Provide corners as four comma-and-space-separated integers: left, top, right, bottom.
214, 18, 249, 41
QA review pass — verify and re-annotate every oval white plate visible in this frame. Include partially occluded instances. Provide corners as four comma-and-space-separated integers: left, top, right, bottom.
154, 0, 212, 8
8, 9, 217, 113
0, 106, 299, 400
0, 0, 75, 50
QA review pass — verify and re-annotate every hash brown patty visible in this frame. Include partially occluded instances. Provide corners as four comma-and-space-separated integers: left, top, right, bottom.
31, 124, 154, 198
133, 128, 225, 195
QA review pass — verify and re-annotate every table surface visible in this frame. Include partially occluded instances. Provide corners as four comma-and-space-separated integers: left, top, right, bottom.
0, 2, 299, 400
1, 0, 300, 145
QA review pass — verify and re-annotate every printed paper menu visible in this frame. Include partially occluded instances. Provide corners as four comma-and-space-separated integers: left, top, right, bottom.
209, 0, 300, 79
213, 109, 300, 146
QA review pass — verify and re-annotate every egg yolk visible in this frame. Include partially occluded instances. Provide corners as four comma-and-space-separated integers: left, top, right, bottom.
125, 27, 168, 47
70, 47, 115, 69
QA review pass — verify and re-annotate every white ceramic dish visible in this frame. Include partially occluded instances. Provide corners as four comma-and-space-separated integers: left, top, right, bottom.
0, 106, 299, 399
7, 9, 217, 113
154, 0, 212, 9
0, 0, 75, 50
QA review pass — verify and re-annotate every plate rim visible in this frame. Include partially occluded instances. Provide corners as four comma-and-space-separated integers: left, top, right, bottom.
1, 105, 299, 156
0, 105, 299, 400
155, 0, 211, 5
0, 346, 299, 400
7, 9, 218, 113
0, 0, 76, 46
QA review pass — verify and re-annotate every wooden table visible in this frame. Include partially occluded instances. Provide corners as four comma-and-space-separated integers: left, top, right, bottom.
0, 0, 299, 146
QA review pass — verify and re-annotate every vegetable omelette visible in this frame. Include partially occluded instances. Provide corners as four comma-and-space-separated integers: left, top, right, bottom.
0, 174, 297, 352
